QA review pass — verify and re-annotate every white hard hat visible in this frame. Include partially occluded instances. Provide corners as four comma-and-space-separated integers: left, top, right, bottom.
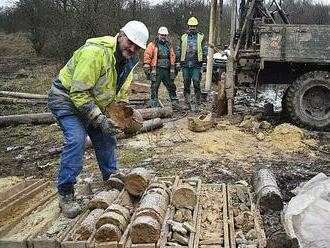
121, 20, 149, 49
158, 26, 169, 35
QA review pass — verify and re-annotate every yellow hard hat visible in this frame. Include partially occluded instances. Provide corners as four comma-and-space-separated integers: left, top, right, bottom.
187, 17, 198, 26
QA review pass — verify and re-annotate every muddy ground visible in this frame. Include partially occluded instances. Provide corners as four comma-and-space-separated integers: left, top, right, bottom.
1, 32, 330, 234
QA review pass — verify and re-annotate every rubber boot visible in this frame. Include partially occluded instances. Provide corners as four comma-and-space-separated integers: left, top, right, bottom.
59, 193, 82, 218
184, 95, 191, 110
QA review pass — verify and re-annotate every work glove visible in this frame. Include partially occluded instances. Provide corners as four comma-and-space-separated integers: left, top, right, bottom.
202, 62, 207, 73
143, 63, 151, 80
93, 114, 120, 137
170, 67, 176, 80
150, 70, 156, 82
78, 102, 120, 137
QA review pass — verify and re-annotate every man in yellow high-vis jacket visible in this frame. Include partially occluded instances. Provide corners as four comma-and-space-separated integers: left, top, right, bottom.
48, 20, 149, 218
176, 17, 207, 110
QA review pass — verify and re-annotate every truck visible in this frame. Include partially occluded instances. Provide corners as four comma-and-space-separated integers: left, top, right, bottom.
223, 0, 330, 129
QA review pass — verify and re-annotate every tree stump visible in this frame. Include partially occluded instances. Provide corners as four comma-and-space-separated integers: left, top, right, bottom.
173, 185, 197, 210
125, 167, 152, 196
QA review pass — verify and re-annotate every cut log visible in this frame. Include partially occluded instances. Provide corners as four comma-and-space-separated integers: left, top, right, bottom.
137, 107, 173, 120
125, 167, 152, 196
0, 97, 47, 105
96, 211, 128, 232
135, 185, 169, 224
253, 168, 283, 211
0, 91, 48, 99
140, 118, 163, 132
172, 185, 197, 210
103, 177, 124, 191
95, 223, 122, 242
130, 215, 161, 243
0, 113, 56, 127
73, 208, 104, 241
105, 204, 130, 221
88, 190, 120, 210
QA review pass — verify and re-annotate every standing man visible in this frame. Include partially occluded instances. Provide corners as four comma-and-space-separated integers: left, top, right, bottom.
176, 17, 207, 109
143, 26, 179, 108
48, 21, 149, 218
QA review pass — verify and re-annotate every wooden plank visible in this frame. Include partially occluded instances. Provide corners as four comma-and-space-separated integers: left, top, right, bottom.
0, 180, 33, 203
0, 180, 43, 209
222, 184, 230, 248
0, 181, 56, 237
226, 185, 236, 248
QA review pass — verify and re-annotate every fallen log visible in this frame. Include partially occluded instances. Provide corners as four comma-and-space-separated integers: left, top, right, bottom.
130, 215, 161, 243
88, 190, 120, 210
0, 113, 56, 127
253, 168, 283, 211
125, 167, 152, 196
0, 97, 48, 105
137, 107, 173, 119
0, 91, 48, 99
140, 118, 163, 132
172, 185, 197, 210
73, 208, 104, 241
95, 224, 122, 242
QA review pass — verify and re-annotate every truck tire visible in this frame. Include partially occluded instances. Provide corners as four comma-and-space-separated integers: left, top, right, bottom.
285, 71, 330, 130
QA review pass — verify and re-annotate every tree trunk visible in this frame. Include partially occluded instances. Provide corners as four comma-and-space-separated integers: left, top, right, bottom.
125, 167, 152, 196
140, 118, 163, 132
137, 107, 173, 120
253, 168, 283, 211
0, 97, 47, 105
0, 91, 48, 99
0, 113, 56, 127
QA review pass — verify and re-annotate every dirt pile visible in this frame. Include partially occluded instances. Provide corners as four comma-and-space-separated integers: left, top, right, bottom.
269, 123, 316, 152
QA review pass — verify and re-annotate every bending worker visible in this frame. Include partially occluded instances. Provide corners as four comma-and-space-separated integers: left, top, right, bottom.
143, 26, 179, 109
48, 21, 149, 218
176, 17, 207, 109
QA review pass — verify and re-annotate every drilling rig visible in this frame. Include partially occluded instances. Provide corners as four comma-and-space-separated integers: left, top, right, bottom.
224, 0, 330, 129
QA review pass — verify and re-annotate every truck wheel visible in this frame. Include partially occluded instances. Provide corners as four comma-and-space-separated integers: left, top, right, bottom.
286, 71, 330, 130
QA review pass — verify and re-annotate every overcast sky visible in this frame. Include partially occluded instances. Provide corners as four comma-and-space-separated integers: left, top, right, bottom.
1, 0, 330, 8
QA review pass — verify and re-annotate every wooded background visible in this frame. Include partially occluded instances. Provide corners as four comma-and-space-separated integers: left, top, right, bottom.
0, 0, 329, 61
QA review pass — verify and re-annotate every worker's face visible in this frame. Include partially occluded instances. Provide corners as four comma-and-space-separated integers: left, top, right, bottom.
158, 34, 168, 42
118, 33, 141, 59
188, 25, 197, 32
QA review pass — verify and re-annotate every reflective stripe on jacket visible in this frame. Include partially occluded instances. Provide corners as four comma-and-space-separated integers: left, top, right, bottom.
144, 41, 175, 67
180, 33, 204, 62
58, 35, 138, 112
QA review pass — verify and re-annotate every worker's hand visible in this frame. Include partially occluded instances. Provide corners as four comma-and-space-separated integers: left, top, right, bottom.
93, 114, 120, 137
202, 62, 207, 72
175, 62, 181, 72
170, 68, 176, 80
143, 64, 151, 80
150, 70, 156, 82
